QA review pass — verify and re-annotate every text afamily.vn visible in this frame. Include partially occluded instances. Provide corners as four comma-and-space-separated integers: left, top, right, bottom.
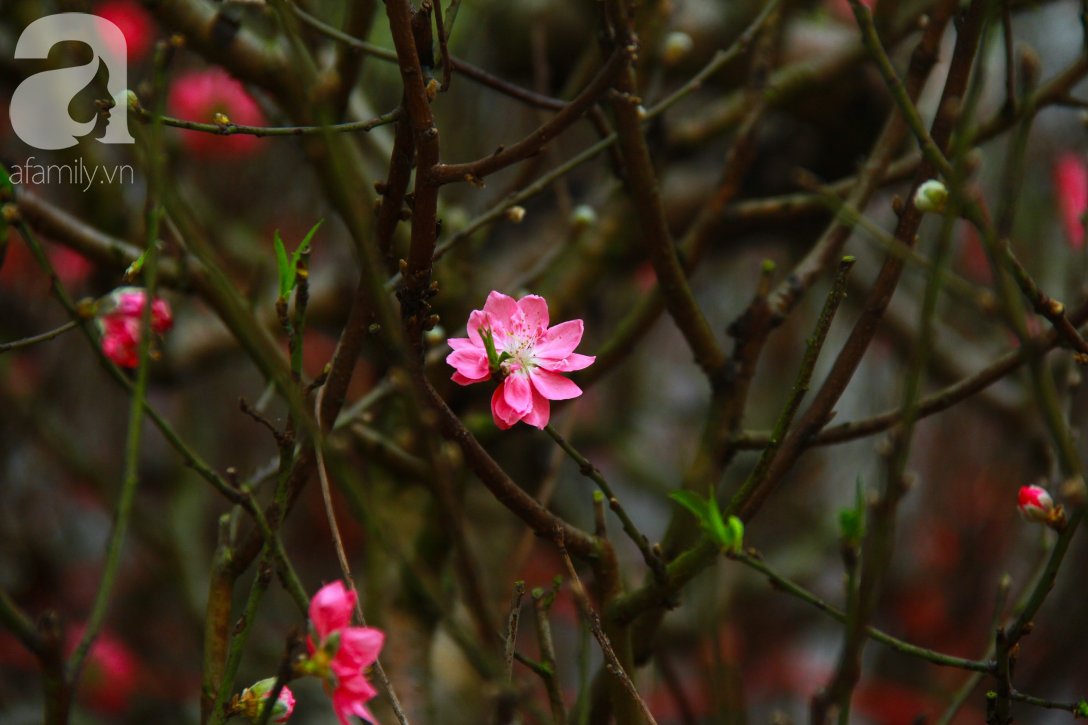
8, 157, 134, 191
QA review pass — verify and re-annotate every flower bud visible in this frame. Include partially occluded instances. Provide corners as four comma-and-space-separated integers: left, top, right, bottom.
571, 204, 598, 230
914, 179, 948, 213
213, 112, 231, 126
113, 89, 139, 112
232, 678, 295, 724
662, 32, 694, 66
1017, 485, 1054, 523
504, 205, 526, 223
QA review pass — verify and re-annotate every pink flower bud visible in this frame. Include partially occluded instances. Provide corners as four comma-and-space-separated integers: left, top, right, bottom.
233, 678, 295, 724
1018, 485, 1054, 523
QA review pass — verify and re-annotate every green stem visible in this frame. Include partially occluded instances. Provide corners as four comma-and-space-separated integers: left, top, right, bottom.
732, 551, 991, 672
726, 256, 855, 515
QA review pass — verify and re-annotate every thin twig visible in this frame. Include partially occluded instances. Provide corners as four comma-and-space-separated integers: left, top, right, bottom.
0, 320, 79, 354
554, 529, 660, 725
544, 424, 667, 582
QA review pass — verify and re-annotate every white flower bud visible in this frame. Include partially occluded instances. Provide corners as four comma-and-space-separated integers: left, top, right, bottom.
504, 205, 526, 223
662, 32, 694, 66
571, 205, 598, 230
914, 179, 948, 213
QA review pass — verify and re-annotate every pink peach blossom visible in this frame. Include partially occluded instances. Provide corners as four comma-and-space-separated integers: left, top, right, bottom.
97, 288, 173, 368
306, 581, 385, 725
446, 291, 595, 430
1054, 152, 1088, 250
168, 68, 267, 157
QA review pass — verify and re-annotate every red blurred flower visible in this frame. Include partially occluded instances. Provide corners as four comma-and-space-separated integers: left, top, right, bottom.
168, 68, 267, 157
67, 627, 141, 716
1054, 152, 1088, 250
95, 0, 156, 63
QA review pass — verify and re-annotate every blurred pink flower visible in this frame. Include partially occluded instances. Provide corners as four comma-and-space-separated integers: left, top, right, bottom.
446, 291, 595, 430
67, 627, 140, 716
95, 0, 155, 63
98, 287, 173, 368
1054, 152, 1088, 250
168, 68, 267, 157
233, 678, 295, 723
306, 581, 385, 725
1018, 485, 1054, 524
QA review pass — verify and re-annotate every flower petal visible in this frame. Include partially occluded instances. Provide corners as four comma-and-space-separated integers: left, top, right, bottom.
484, 291, 519, 326
503, 373, 533, 414
309, 581, 356, 641
537, 353, 595, 373
466, 310, 493, 347
446, 348, 490, 382
516, 295, 549, 333
332, 674, 380, 725
332, 627, 385, 676
447, 337, 477, 351
491, 383, 521, 429
521, 385, 551, 429
529, 369, 583, 401
534, 320, 584, 360
452, 371, 490, 386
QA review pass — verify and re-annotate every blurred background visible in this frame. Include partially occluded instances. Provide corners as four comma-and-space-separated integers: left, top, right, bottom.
2, 0, 1088, 723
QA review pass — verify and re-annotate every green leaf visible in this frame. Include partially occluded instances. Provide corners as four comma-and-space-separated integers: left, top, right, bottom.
289, 219, 323, 274
706, 495, 728, 547
1076, 699, 1088, 719
838, 475, 867, 545
725, 515, 744, 554
669, 490, 710, 523
274, 230, 291, 299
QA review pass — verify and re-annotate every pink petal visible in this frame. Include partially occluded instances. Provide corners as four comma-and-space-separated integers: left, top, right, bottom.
521, 385, 551, 429
446, 349, 490, 382
534, 320, 584, 360
529, 369, 583, 401
537, 353, 595, 373
309, 581, 356, 641
503, 373, 533, 414
452, 371, 490, 386
516, 295, 549, 332
447, 338, 477, 351
483, 291, 519, 326
333, 675, 380, 725
331, 627, 385, 676
466, 310, 492, 347
491, 383, 521, 429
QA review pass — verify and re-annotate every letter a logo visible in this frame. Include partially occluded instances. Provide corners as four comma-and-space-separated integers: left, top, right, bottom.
9, 13, 135, 150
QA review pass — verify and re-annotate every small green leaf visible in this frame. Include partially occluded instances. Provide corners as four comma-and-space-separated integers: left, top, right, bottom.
669, 490, 710, 523
296, 219, 323, 257
1076, 699, 1088, 719
274, 230, 291, 299
725, 515, 744, 554
838, 475, 867, 545
706, 495, 728, 547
